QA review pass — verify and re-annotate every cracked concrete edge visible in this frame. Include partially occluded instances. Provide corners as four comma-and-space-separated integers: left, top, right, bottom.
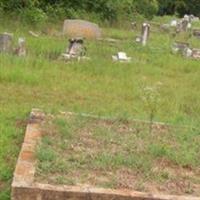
11, 109, 200, 200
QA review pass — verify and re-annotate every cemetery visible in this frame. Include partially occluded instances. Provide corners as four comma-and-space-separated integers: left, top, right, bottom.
0, 1, 200, 200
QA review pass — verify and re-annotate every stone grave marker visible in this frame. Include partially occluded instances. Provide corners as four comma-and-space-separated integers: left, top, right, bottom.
112, 52, 131, 62
63, 19, 102, 39
141, 23, 150, 46
192, 48, 200, 59
61, 37, 88, 61
172, 41, 190, 55
0, 33, 13, 53
193, 29, 200, 39
15, 38, 26, 56
131, 22, 137, 31
67, 38, 86, 57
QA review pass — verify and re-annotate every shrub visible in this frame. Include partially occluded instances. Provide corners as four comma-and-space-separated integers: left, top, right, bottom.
20, 7, 47, 25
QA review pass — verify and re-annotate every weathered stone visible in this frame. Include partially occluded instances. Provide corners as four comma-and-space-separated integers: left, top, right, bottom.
192, 48, 200, 59
131, 22, 137, 30
61, 38, 88, 61
67, 38, 86, 57
112, 52, 131, 62
0, 33, 13, 53
176, 18, 191, 33
63, 19, 101, 39
14, 38, 26, 57
193, 29, 200, 38
141, 23, 150, 46
172, 41, 190, 55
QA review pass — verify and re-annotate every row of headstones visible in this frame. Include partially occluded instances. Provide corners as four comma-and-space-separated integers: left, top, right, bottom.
1, 20, 200, 61
159, 14, 199, 33
134, 21, 200, 60
0, 32, 85, 60
0, 33, 26, 56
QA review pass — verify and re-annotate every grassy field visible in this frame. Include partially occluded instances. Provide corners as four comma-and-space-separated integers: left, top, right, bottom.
0, 17, 200, 199
36, 113, 200, 195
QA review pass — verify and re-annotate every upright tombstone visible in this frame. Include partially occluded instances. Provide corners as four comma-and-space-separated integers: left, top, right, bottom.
176, 18, 191, 33
61, 37, 87, 61
15, 38, 26, 56
141, 23, 150, 46
67, 38, 86, 57
0, 33, 13, 53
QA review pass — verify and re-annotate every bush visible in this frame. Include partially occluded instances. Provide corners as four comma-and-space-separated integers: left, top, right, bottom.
135, 0, 159, 19
20, 7, 47, 25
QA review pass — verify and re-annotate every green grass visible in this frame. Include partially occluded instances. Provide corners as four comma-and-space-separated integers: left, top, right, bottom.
0, 16, 200, 198
36, 114, 200, 195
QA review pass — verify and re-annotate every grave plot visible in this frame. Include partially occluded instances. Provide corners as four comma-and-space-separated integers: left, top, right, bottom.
12, 109, 200, 200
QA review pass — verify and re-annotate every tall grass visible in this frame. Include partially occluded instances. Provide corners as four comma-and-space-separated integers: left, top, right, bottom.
0, 17, 200, 198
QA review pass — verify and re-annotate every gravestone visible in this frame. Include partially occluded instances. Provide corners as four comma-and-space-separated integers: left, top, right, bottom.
172, 41, 189, 55
131, 22, 137, 31
67, 38, 86, 57
63, 19, 101, 39
15, 38, 26, 56
170, 20, 177, 27
0, 33, 13, 53
112, 52, 131, 62
141, 23, 150, 46
193, 29, 200, 39
192, 49, 200, 59
61, 37, 88, 61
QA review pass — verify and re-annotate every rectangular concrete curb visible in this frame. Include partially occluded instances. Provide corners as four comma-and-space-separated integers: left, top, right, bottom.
11, 109, 200, 200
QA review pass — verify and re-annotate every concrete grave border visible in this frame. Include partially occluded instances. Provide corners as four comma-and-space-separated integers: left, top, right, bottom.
11, 109, 199, 200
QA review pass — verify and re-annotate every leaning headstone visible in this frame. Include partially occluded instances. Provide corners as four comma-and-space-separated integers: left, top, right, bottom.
0, 33, 13, 53
141, 23, 150, 46
14, 38, 26, 57
63, 19, 102, 39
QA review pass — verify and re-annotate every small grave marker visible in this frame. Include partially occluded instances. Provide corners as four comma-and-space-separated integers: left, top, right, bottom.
193, 29, 200, 39
192, 48, 200, 59
15, 38, 26, 57
112, 52, 131, 62
141, 23, 150, 46
61, 37, 88, 61
172, 41, 190, 55
0, 33, 13, 53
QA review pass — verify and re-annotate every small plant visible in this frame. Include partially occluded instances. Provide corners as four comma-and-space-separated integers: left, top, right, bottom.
140, 82, 162, 134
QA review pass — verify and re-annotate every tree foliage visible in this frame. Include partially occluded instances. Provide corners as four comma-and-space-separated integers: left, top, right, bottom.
0, 0, 200, 24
